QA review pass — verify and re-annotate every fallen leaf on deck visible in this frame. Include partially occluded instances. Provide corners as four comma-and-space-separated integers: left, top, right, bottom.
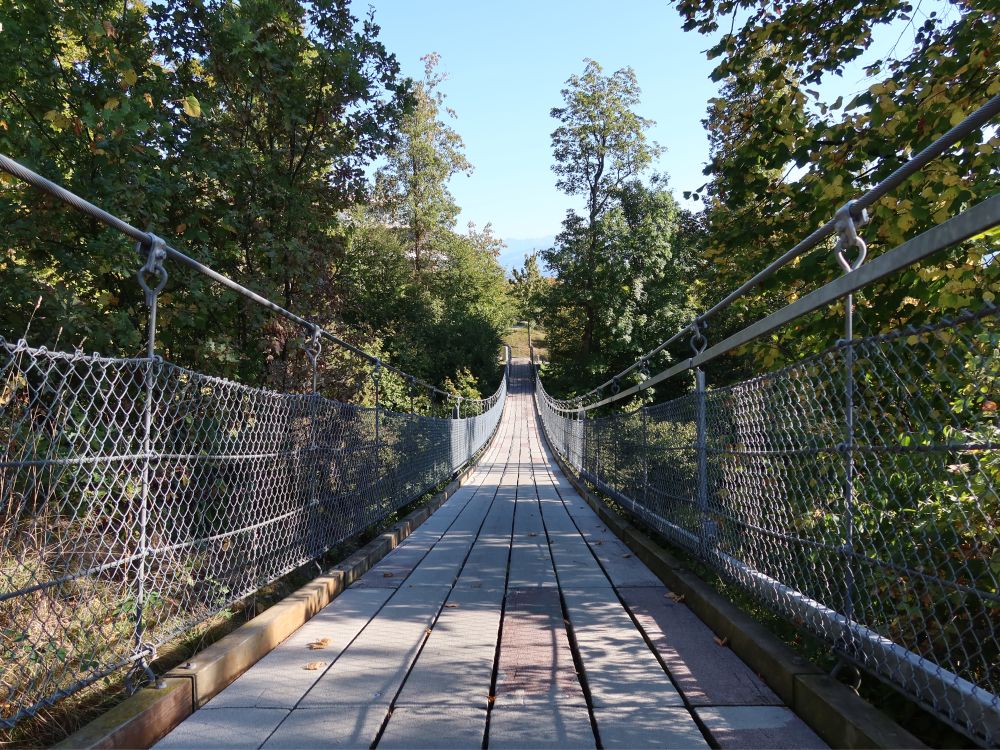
383, 572, 394, 578
714, 636, 729, 647
303, 661, 326, 670
622, 553, 632, 558
444, 603, 460, 608
307, 638, 331, 650
666, 592, 686, 603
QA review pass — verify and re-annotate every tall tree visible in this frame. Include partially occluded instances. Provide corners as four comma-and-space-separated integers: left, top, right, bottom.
343, 55, 511, 394
511, 252, 548, 323
543, 177, 697, 394
547, 59, 662, 356
374, 52, 471, 274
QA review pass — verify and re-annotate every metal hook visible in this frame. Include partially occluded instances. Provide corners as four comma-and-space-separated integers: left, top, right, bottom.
833, 200, 869, 274
304, 327, 322, 365
690, 322, 708, 356
136, 233, 168, 304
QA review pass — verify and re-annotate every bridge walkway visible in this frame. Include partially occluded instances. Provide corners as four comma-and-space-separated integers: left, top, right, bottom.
154, 361, 826, 749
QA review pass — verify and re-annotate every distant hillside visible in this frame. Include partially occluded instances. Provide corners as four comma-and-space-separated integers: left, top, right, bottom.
498, 236, 554, 276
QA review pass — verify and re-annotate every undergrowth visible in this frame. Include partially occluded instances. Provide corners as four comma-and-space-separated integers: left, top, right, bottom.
0, 475, 457, 749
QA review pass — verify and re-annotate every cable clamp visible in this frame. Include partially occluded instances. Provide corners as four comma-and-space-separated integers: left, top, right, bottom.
136, 233, 168, 302
833, 200, 869, 274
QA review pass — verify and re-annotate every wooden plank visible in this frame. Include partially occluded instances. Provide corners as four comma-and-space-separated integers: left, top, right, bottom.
205, 588, 392, 710
618, 585, 782, 706
494, 587, 585, 707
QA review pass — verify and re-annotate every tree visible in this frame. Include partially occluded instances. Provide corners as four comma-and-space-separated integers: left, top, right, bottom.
341, 53, 511, 394
374, 52, 471, 275
546, 59, 663, 357
675, 0, 999, 372
543, 177, 697, 394
511, 252, 548, 323
0, 0, 409, 394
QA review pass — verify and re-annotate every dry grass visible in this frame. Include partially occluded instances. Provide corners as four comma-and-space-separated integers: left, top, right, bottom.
0, 481, 449, 749
504, 325, 547, 361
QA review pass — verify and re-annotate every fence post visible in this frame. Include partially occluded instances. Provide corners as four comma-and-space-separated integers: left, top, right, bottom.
373, 359, 382, 444
132, 234, 168, 691
694, 367, 713, 559
302, 327, 322, 566
640, 406, 649, 507
832, 202, 868, 688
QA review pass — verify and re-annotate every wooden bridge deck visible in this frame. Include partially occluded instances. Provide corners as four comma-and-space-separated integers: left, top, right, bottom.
155, 361, 826, 749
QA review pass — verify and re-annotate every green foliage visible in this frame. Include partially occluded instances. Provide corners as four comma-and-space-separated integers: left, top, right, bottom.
341, 214, 512, 397
510, 252, 548, 323
550, 59, 662, 221
0, 0, 409, 396
374, 53, 471, 275
541, 61, 701, 397
675, 0, 999, 375
0, 1, 509, 401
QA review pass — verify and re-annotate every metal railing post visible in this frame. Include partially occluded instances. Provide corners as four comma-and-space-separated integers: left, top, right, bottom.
832, 201, 868, 688
694, 367, 712, 559
640, 406, 649, 507
132, 233, 168, 691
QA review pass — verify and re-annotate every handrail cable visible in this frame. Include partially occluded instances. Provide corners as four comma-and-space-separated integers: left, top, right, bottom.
565, 91, 1000, 409
0, 153, 460, 401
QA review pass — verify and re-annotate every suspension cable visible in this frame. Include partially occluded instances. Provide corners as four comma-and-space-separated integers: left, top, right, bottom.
0, 153, 459, 401
564, 91, 1000, 409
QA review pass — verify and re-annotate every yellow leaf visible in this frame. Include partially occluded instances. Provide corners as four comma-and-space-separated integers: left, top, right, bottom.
949, 108, 965, 127
122, 69, 137, 86
144, 92, 154, 107
104, 97, 119, 111
182, 95, 201, 118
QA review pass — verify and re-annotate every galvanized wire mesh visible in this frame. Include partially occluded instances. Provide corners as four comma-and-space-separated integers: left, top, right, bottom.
0, 339, 506, 727
537, 303, 999, 746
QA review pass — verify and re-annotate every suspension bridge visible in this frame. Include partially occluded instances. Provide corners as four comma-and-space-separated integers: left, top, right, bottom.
1, 93, 999, 749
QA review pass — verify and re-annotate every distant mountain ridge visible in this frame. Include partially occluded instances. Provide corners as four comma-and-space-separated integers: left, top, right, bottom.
498, 236, 554, 277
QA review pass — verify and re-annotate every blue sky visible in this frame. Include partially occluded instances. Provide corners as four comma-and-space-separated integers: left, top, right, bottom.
367, 1, 944, 272
369, 0, 717, 259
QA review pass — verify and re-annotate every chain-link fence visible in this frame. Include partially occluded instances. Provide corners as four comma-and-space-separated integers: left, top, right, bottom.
537, 303, 999, 745
0, 338, 506, 727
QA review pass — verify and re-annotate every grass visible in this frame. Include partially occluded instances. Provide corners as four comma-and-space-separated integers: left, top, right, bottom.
504, 323, 547, 361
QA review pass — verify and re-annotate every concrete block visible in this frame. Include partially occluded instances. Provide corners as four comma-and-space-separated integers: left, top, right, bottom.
206, 588, 392, 710
619, 585, 781, 706
378, 705, 487, 748
561, 586, 683, 709
495, 587, 584, 706
595, 704, 708, 749
152, 707, 288, 749
488, 701, 595, 749
260, 704, 387, 749
793, 673, 924, 749
696, 706, 827, 749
